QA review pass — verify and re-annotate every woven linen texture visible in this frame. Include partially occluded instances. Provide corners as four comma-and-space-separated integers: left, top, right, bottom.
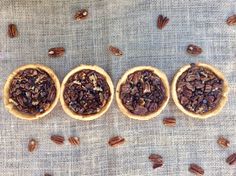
0, 0, 236, 175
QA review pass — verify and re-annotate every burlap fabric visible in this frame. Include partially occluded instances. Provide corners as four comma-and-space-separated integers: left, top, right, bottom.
0, 0, 236, 175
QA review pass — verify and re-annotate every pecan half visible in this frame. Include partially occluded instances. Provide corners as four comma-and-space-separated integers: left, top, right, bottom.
74, 9, 88, 21
163, 117, 176, 127
188, 163, 204, 175
109, 46, 123, 56
217, 137, 230, 148
226, 153, 236, 165
48, 47, 65, 57
157, 15, 169, 29
68, 136, 80, 145
186, 44, 202, 56
50, 135, 65, 145
226, 15, 236, 26
8, 24, 18, 38
108, 136, 125, 147
44, 174, 52, 176
28, 139, 37, 152
149, 154, 163, 169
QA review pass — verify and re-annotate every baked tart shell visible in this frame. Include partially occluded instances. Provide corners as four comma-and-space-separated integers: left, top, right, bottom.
171, 62, 229, 119
3, 64, 60, 120
116, 66, 170, 120
60, 65, 114, 121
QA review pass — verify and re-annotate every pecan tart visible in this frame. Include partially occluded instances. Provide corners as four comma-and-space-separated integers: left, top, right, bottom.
60, 65, 114, 120
4, 64, 60, 120
116, 66, 170, 120
171, 63, 229, 119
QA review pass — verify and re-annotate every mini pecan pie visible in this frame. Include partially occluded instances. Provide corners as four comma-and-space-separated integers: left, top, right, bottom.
4, 64, 60, 120
116, 66, 170, 120
172, 63, 229, 119
60, 65, 114, 120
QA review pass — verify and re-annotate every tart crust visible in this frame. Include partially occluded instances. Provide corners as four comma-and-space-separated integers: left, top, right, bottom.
116, 66, 170, 120
171, 62, 229, 119
60, 65, 114, 121
3, 64, 60, 120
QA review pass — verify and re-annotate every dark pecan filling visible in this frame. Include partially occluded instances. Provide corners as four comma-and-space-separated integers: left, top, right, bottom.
119, 70, 166, 116
176, 64, 224, 114
63, 69, 111, 115
9, 68, 56, 115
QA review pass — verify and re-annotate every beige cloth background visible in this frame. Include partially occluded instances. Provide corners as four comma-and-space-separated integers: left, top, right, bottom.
0, 0, 236, 175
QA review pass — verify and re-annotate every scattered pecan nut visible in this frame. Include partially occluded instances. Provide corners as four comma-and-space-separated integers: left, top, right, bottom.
8, 24, 18, 38
28, 139, 37, 152
149, 154, 163, 169
217, 137, 230, 148
163, 117, 176, 127
44, 173, 52, 176
226, 15, 236, 26
189, 163, 204, 175
109, 46, 123, 56
48, 47, 65, 57
74, 9, 88, 21
226, 153, 236, 165
157, 15, 169, 29
68, 136, 80, 145
108, 136, 125, 147
186, 44, 202, 56
50, 135, 65, 145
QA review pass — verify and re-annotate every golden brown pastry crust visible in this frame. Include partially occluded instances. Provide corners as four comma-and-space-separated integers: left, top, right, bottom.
171, 62, 229, 119
3, 64, 60, 120
116, 66, 170, 120
60, 65, 114, 121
